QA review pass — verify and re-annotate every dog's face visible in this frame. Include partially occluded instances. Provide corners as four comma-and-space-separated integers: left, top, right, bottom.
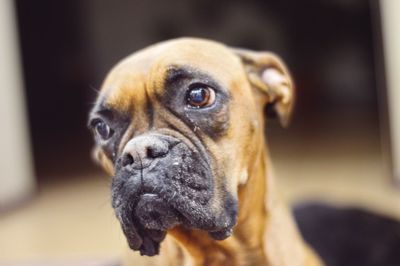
88, 38, 293, 256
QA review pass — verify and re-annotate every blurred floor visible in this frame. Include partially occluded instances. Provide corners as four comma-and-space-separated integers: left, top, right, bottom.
0, 173, 124, 264
0, 114, 399, 264
272, 130, 400, 221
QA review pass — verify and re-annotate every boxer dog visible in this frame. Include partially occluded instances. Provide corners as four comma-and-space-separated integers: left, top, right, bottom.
88, 38, 322, 265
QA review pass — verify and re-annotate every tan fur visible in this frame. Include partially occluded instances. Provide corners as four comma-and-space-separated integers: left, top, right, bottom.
96, 38, 323, 265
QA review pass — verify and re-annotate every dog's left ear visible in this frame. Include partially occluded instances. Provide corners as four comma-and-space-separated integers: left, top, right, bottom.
232, 48, 295, 127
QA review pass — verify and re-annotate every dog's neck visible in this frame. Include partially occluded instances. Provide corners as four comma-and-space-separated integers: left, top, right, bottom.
167, 135, 314, 266
169, 136, 270, 265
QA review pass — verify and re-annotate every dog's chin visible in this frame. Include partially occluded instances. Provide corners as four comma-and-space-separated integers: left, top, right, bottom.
111, 139, 238, 256
135, 193, 180, 231
116, 193, 180, 256
115, 190, 237, 256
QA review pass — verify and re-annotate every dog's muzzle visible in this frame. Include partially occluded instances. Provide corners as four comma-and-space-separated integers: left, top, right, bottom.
111, 133, 237, 256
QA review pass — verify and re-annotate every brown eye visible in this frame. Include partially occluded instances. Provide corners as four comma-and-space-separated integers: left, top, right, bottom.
186, 85, 216, 108
94, 120, 113, 140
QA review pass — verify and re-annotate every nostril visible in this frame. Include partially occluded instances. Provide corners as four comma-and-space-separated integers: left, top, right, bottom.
146, 146, 168, 159
122, 153, 134, 167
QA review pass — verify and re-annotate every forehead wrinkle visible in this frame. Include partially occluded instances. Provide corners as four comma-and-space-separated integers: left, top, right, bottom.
117, 123, 135, 155
131, 98, 152, 135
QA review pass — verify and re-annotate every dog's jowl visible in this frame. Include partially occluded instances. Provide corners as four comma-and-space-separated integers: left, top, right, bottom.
89, 38, 323, 266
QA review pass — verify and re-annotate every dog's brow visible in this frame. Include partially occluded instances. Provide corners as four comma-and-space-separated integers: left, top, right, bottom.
165, 66, 191, 85
165, 66, 224, 90
98, 108, 114, 118
89, 103, 115, 121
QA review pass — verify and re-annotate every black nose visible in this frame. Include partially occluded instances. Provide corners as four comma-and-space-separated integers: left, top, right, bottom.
121, 135, 169, 169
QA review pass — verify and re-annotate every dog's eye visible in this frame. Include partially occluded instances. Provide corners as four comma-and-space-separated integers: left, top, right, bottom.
186, 84, 216, 108
94, 119, 113, 140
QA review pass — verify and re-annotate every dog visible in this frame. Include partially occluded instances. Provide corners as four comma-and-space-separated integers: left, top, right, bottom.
88, 38, 323, 266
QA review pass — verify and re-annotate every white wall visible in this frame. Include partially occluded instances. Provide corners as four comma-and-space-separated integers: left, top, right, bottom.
0, 0, 35, 210
381, 0, 400, 182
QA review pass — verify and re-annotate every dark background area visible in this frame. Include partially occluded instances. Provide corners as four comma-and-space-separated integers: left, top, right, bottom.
14, 0, 384, 180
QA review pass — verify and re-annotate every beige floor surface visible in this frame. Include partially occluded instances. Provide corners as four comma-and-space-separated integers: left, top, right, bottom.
0, 174, 125, 264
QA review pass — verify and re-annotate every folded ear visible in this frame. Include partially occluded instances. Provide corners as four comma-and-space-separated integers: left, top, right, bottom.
232, 48, 295, 127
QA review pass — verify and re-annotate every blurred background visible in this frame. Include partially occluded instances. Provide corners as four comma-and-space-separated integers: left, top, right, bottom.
0, 0, 399, 265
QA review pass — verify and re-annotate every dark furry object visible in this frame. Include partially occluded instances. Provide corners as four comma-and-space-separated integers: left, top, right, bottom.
294, 203, 400, 266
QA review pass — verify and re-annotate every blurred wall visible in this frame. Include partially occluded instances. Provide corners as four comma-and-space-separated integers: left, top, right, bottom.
381, 0, 400, 182
0, 0, 34, 209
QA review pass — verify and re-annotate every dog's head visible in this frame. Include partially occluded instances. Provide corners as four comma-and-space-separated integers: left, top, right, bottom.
88, 38, 294, 256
